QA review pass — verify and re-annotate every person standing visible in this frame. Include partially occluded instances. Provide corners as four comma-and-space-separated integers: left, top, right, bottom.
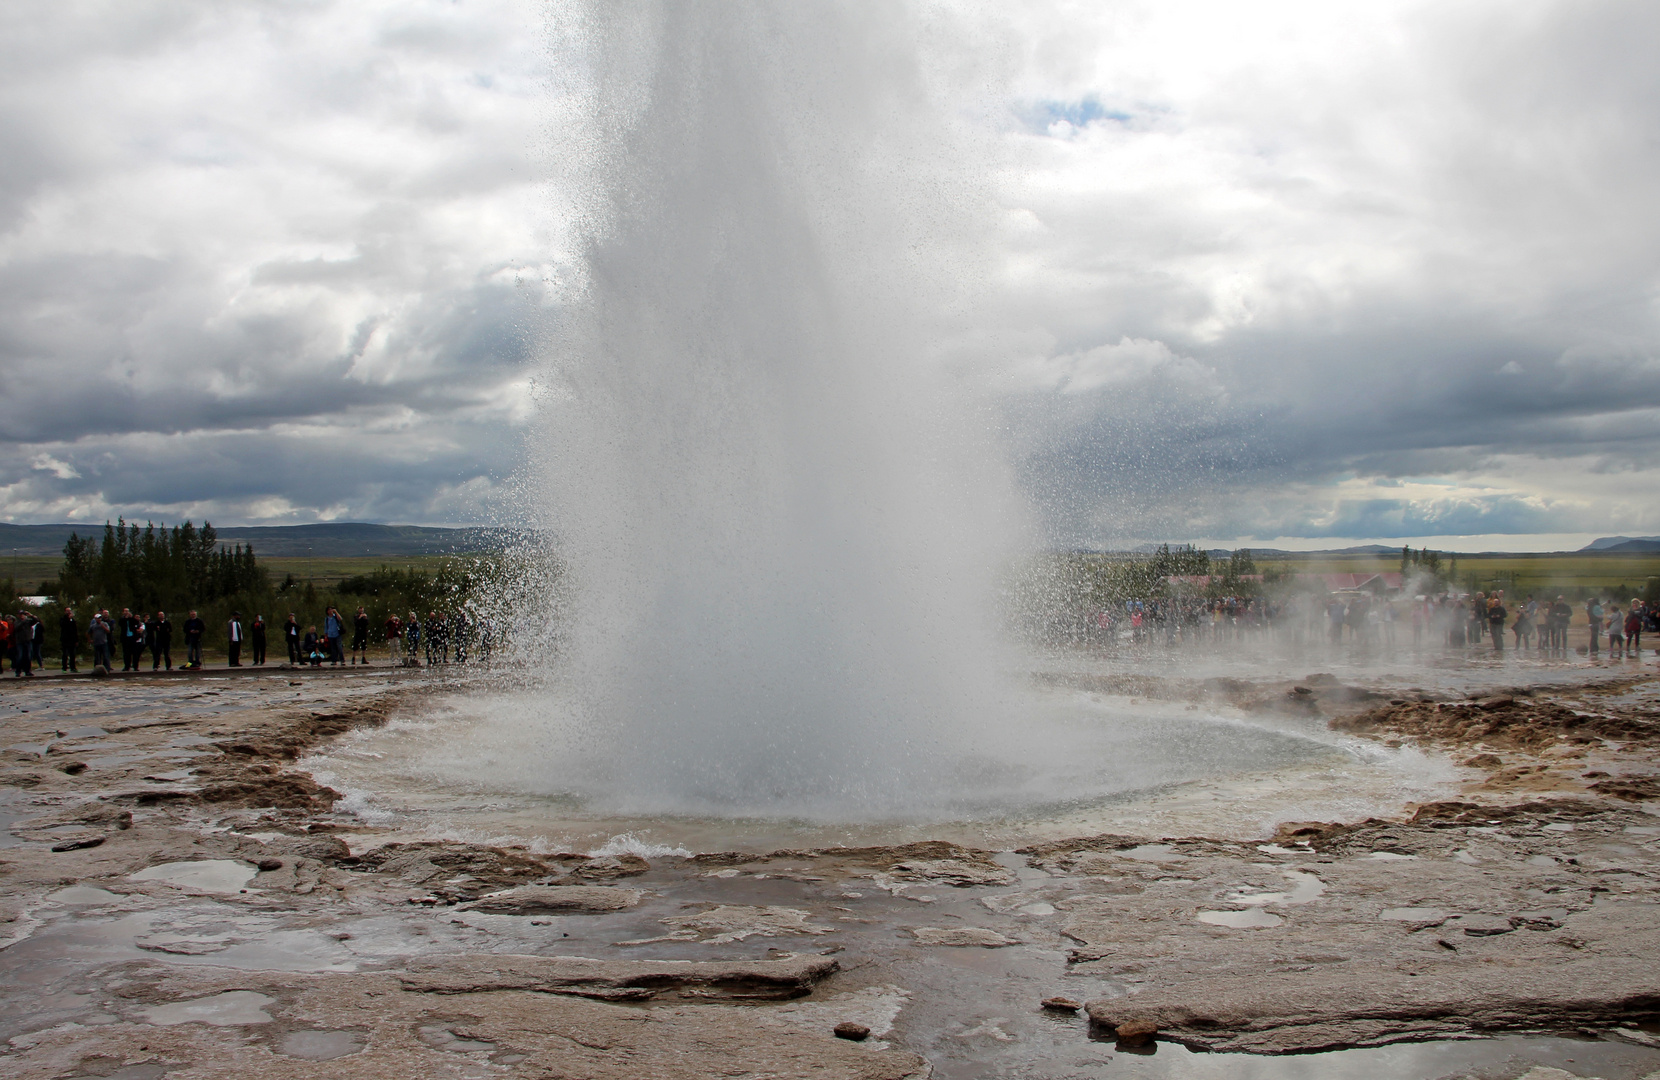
89, 610, 113, 670
28, 613, 43, 669
350, 607, 370, 665
183, 610, 206, 668
1626, 601, 1643, 659
1550, 596, 1572, 655
405, 611, 421, 665
1586, 598, 1603, 658
424, 611, 442, 665
284, 613, 301, 665
1487, 595, 1506, 653
323, 607, 343, 666
251, 615, 267, 665
383, 611, 403, 665
60, 606, 80, 672
226, 612, 244, 666
1, 615, 14, 677
8, 613, 30, 676
118, 607, 139, 670
1512, 602, 1533, 651
131, 614, 147, 670
150, 611, 173, 671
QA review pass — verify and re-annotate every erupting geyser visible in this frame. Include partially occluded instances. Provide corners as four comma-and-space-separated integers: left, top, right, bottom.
510, 1, 1025, 817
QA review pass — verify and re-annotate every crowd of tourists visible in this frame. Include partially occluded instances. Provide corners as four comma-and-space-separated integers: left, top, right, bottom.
288, 609, 493, 669
1072, 591, 1660, 660
1, 604, 491, 676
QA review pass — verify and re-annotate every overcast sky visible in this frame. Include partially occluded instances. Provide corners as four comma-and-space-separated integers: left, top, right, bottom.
2, 0, 1657, 550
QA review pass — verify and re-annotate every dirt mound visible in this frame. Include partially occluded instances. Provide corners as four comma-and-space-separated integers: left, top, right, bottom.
214, 706, 391, 761
1332, 697, 1659, 752
1587, 776, 1660, 801
345, 841, 587, 893
1407, 799, 1610, 825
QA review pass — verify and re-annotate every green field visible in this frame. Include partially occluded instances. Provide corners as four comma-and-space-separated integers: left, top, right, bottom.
1266, 552, 1660, 598
261, 555, 479, 588
10, 548, 1659, 603
1, 554, 483, 596
1, 555, 58, 594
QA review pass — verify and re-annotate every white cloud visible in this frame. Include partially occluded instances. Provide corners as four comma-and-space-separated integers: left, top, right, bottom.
0, 0, 556, 525
3, 0, 1657, 548
30, 453, 79, 480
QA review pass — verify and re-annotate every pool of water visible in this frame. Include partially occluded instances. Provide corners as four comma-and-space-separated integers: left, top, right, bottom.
303, 678, 1461, 853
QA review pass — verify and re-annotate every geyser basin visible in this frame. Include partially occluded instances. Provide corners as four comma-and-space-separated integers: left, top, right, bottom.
303, 682, 1459, 853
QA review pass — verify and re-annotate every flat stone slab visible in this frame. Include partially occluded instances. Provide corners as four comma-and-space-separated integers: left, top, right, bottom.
911, 927, 1017, 947
619, 904, 835, 945
8, 963, 929, 1080
459, 885, 643, 915
1086, 923, 1660, 1054
398, 952, 841, 1001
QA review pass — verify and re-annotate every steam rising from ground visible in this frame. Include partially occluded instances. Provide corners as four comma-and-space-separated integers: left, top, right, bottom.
507, 2, 1026, 818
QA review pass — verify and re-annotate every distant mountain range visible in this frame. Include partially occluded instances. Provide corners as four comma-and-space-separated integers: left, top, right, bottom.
0, 522, 513, 558
6, 522, 1659, 560
1128, 543, 1405, 558
1582, 536, 1660, 553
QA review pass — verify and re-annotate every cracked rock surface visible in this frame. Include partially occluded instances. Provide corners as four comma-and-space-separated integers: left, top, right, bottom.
5, 666, 1660, 1076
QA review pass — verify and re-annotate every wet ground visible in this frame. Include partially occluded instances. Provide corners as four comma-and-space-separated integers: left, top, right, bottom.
2, 654, 1659, 1078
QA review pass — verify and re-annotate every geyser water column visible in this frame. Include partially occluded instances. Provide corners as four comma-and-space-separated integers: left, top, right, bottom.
521, 1, 1023, 818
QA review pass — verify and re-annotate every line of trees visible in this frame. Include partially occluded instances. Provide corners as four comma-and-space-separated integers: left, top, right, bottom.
55, 519, 266, 612
1399, 545, 1456, 585
23, 518, 510, 664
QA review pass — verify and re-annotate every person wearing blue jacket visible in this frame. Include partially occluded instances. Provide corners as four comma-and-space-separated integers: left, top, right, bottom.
324, 607, 344, 666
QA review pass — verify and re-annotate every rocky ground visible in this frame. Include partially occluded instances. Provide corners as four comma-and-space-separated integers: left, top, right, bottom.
2, 666, 1659, 1078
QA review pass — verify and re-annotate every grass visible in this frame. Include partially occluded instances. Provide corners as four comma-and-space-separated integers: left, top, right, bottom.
2, 556, 59, 594
11, 549, 1659, 602
2, 554, 485, 597
1266, 552, 1660, 597
262, 555, 479, 587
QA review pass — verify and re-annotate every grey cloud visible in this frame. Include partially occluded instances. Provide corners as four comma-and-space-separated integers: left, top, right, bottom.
988, 0, 1660, 545
0, 0, 552, 525
5, 0, 1659, 544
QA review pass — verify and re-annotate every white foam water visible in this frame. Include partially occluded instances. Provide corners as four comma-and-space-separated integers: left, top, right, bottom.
499, 0, 1027, 819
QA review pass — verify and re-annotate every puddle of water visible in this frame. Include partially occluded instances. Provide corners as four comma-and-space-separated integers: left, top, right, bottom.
1225, 870, 1325, 907
1061, 1035, 1660, 1080
141, 990, 273, 1026
1120, 844, 1187, 862
277, 1029, 366, 1061
62, 1066, 170, 1080
304, 682, 1464, 851
47, 886, 127, 906
84, 755, 148, 768
419, 1024, 499, 1053
1196, 909, 1283, 929
128, 860, 256, 894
